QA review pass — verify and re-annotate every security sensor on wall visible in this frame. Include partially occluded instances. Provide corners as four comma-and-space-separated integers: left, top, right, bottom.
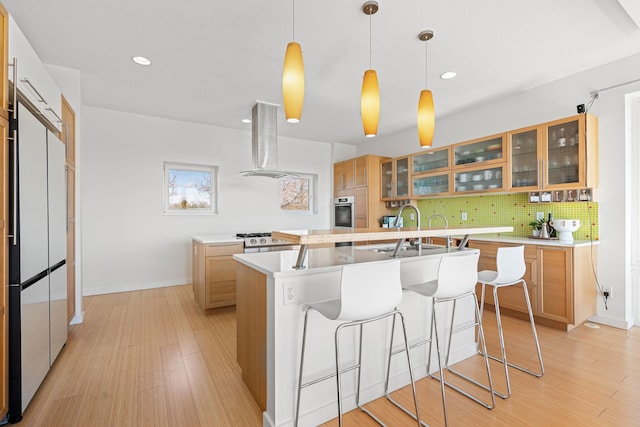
576, 104, 585, 114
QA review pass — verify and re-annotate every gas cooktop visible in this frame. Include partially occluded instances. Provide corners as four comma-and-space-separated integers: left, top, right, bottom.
236, 232, 271, 238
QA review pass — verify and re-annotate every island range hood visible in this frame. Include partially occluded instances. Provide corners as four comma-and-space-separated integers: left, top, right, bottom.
241, 102, 298, 179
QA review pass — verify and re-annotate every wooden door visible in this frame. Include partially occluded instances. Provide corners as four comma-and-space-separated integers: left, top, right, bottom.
61, 96, 76, 322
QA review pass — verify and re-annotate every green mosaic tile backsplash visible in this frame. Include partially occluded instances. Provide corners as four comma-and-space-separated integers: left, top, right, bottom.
393, 193, 598, 240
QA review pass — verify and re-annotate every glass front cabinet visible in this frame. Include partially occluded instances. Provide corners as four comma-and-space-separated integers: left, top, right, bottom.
381, 157, 410, 200
453, 134, 505, 168
411, 147, 451, 197
508, 114, 598, 191
454, 164, 506, 194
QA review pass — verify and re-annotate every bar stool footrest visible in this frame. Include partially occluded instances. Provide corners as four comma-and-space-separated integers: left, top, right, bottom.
384, 394, 430, 427
431, 370, 497, 409
479, 352, 544, 378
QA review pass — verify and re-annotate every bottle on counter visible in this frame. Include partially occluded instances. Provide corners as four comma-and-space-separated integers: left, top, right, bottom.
548, 212, 556, 238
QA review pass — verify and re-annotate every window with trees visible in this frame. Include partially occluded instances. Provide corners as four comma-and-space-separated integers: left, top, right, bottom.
163, 162, 218, 215
280, 174, 316, 214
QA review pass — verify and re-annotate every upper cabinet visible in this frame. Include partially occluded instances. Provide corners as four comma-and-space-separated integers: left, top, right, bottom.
411, 146, 451, 197
333, 158, 354, 192
508, 114, 598, 191
453, 133, 506, 169
8, 15, 62, 132
381, 157, 410, 200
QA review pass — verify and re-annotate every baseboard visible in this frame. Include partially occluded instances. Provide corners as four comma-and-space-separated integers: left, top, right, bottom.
69, 312, 84, 325
587, 314, 635, 330
83, 278, 191, 296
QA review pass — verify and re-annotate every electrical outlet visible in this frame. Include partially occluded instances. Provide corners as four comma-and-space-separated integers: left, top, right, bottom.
283, 282, 296, 305
410, 213, 415, 221
461, 212, 467, 221
536, 212, 544, 221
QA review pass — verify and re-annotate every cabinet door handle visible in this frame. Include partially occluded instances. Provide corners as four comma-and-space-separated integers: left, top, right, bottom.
10, 58, 17, 120
11, 130, 17, 246
45, 107, 63, 123
20, 78, 47, 104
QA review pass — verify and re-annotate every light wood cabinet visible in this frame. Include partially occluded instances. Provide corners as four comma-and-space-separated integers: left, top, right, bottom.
381, 156, 410, 200
469, 240, 597, 330
507, 114, 598, 191
453, 163, 506, 194
334, 155, 388, 229
411, 146, 452, 197
537, 246, 572, 323
192, 241, 243, 309
235, 263, 267, 411
333, 159, 354, 191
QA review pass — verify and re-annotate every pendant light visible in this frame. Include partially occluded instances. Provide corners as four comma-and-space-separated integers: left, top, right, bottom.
361, 1, 380, 138
418, 30, 435, 147
282, 0, 304, 123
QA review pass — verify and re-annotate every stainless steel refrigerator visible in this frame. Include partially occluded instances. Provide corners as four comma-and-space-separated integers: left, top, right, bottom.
7, 101, 67, 423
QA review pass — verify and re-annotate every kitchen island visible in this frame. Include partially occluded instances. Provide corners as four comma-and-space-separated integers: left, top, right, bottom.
234, 226, 512, 427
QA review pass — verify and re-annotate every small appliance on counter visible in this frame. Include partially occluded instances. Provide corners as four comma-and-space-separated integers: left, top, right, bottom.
548, 219, 581, 242
381, 215, 403, 228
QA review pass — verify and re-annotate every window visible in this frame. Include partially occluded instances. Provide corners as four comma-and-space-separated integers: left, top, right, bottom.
163, 162, 218, 215
280, 174, 316, 214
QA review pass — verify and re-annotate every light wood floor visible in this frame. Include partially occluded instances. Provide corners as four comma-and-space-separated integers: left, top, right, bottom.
20, 284, 640, 426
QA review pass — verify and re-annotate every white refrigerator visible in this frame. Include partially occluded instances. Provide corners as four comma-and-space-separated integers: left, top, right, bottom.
7, 101, 67, 422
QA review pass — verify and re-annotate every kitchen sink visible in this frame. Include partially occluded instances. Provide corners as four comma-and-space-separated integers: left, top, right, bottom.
366, 244, 445, 255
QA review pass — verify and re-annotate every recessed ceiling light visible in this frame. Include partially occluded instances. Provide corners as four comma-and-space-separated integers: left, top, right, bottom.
241, 118, 252, 124
132, 56, 152, 66
440, 71, 456, 80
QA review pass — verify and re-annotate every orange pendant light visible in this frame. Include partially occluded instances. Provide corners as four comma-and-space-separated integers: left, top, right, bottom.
361, 69, 380, 137
361, 1, 379, 138
418, 89, 434, 147
283, 41, 304, 123
418, 30, 435, 147
282, 0, 304, 123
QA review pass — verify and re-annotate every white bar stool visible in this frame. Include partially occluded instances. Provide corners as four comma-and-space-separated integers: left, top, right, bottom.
477, 245, 544, 398
386, 252, 495, 427
294, 259, 421, 427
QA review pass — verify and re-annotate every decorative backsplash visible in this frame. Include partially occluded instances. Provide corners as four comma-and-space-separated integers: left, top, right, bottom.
393, 193, 599, 240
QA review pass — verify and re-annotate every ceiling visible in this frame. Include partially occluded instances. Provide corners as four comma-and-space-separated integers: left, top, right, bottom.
4, 0, 640, 145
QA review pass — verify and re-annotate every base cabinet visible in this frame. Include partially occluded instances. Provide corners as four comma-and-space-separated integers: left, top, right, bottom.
192, 241, 243, 309
469, 240, 597, 330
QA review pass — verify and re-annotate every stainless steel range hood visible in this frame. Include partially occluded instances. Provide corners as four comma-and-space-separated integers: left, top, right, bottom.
241, 102, 298, 179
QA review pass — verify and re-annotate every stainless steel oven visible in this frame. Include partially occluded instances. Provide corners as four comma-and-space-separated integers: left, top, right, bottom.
333, 196, 354, 229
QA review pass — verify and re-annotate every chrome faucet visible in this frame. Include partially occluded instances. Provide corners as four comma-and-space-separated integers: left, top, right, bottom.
427, 214, 448, 228
396, 203, 421, 230
427, 214, 452, 250
392, 203, 422, 257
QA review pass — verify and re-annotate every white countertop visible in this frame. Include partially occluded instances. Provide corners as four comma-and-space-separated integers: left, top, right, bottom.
191, 234, 244, 244
465, 234, 600, 248
233, 244, 474, 279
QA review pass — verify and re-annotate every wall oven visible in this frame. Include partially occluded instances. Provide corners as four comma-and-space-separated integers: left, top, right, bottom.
333, 196, 355, 229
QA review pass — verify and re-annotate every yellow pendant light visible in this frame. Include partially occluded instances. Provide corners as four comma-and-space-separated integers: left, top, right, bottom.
361, 1, 380, 138
283, 0, 304, 123
418, 30, 435, 147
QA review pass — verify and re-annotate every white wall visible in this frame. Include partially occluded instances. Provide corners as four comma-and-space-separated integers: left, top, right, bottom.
359, 53, 640, 328
80, 107, 333, 295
